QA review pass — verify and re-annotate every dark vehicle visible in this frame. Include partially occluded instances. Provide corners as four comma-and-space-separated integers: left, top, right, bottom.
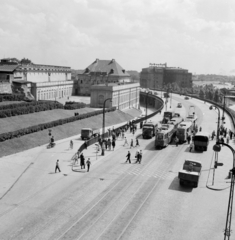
194, 132, 210, 151
142, 120, 159, 139
163, 110, 175, 123
81, 128, 100, 140
178, 159, 202, 188
184, 96, 189, 100
177, 103, 182, 108
164, 92, 170, 98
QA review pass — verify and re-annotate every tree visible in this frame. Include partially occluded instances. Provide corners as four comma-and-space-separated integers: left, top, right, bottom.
213, 89, 220, 102
199, 89, 205, 99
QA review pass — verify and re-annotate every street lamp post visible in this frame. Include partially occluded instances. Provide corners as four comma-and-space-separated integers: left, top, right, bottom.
170, 89, 172, 108
102, 98, 112, 156
145, 91, 150, 122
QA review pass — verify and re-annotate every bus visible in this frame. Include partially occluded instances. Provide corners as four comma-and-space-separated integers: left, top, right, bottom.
194, 132, 210, 151
163, 110, 175, 123
177, 121, 194, 143
155, 124, 176, 148
142, 120, 159, 139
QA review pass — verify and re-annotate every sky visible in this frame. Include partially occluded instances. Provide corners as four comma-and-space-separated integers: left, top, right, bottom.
0, 0, 235, 75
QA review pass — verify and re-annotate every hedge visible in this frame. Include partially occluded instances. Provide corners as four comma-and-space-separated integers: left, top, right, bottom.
0, 93, 25, 101
0, 101, 64, 118
64, 101, 87, 110
0, 107, 116, 142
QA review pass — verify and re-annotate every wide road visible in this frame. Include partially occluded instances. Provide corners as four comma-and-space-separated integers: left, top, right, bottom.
0, 93, 234, 240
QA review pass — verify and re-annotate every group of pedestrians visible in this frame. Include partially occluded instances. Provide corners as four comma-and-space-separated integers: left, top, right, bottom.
123, 137, 140, 148
126, 150, 143, 164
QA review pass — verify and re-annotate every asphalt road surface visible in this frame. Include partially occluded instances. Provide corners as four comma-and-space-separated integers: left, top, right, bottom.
0, 94, 234, 240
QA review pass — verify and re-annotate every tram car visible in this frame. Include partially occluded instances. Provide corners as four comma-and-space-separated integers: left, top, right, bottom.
142, 120, 159, 139
155, 124, 176, 149
168, 117, 184, 129
177, 121, 194, 143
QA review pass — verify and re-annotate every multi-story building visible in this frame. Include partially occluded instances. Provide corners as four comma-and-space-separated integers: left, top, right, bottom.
90, 83, 140, 110
140, 63, 192, 89
0, 58, 73, 100
74, 59, 131, 96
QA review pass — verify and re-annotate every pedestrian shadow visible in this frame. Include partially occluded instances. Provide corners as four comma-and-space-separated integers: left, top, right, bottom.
72, 169, 86, 173
48, 172, 56, 174
168, 176, 193, 192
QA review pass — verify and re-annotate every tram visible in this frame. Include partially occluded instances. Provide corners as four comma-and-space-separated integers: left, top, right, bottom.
168, 117, 184, 129
162, 110, 175, 123
177, 121, 194, 143
155, 124, 176, 149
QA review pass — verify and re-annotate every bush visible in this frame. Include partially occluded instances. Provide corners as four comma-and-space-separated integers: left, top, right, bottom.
64, 101, 87, 110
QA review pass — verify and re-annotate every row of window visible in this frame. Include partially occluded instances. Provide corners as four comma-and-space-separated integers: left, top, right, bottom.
37, 87, 72, 100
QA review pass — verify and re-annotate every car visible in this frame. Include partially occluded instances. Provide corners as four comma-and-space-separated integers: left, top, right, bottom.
177, 103, 182, 108
184, 96, 189, 100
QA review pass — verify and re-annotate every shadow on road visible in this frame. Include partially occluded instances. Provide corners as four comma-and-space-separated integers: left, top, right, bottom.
168, 176, 193, 192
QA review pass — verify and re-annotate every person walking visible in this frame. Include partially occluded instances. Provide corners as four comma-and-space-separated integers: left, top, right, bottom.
74, 153, 79, 165
126, 151, 131, 164
55, 160, 61, 173
130, 139, 134, 149
139, 150, 143, 164
86, 158, 91, 172
135, 138, 140, 147
189, 142, 194, 152
135, 151, 140, 163
175, 136, 179, 147
70, 140, 73, 149
123, 137, 129, 146
187, 135, 191, 144
112, 139, 116, 151
80, 153, 85, 169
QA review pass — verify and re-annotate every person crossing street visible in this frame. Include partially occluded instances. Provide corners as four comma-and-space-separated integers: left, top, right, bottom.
126, 151, 131, 164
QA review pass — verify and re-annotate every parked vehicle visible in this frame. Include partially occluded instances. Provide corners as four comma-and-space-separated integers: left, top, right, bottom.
178, 159, 202, 187
142, 120, 159, 139
81, 128, 100, 140
184, 96, 189, 100
194, 132, 210, 151
155, 124, 175, 148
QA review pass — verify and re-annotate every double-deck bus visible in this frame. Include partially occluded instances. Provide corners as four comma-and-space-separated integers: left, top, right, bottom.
142, 120, 159, 139
155, 124, 175, 148
194, 132, 210, 151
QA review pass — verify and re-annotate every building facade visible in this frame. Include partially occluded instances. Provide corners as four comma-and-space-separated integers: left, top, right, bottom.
74, 59, 131, 96
140, 63, 192, 89
90, 83, 140, 110
0, 58, 72, 100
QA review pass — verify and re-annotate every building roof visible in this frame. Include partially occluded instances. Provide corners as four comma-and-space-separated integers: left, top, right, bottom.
83, 59, 130, 77
0, 65, 18, 72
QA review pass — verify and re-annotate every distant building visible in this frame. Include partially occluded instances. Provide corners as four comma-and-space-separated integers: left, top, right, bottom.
90, 83, 140, 110
0, 58, 73, 100
140, 63, 192, 89
74, 59, 131, 96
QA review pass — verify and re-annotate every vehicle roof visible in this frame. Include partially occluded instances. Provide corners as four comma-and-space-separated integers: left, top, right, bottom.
81, 128, 92, 130
185, 159, 202, 164
195, 132, 210, 137
178, 121, 192, 128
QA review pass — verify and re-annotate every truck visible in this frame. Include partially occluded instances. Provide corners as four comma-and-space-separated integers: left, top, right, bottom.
178, 159, 202, 188
81, 128, 100, 140
142, 120, 159, 139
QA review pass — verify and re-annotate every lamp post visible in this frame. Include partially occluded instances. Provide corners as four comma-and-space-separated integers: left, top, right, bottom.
222, 94, 226, 125
170, 89, 172, 108
145, 91, 151, 122
213, 141, 235, 240
102, 98, 112, 156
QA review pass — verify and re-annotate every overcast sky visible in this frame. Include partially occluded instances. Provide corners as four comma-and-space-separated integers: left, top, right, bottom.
0, 0, 234, 75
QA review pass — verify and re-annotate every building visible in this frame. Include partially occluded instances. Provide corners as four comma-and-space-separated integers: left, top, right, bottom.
0, 58, 73, 100
90, 83, 140, 110
140, 63, 192, 89
74, 59, 131, 96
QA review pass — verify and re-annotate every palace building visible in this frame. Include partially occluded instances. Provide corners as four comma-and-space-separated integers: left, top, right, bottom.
74, 59, 131, 96
0, 58, 73, 100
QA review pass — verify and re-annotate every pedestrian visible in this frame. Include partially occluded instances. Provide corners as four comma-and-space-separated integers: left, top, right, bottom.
123, 137, 129, 146
112, 139, 116, 150
211, 130, 216, 140
226, 135, 230, 144
187, 135, 191, 144
175, 136, 179, 147
189, 142, 194, 152
130, 139, 134, 149
135, 138, 140, 147
55, 159, 61, 173
132, 128, 135, 135
74, 153, 79, 165
84, 141, 88, 150
126, 151, 131, 163
80, 153, 85, 169
220, 136, 224, 146
122, 131, 125, 139
199, 127, 202, 132
139, 150, 142, 163
70, 140, 73, 149
108, 139, 111, 150
86, 158, 91, 172
135, 151, 140, 163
